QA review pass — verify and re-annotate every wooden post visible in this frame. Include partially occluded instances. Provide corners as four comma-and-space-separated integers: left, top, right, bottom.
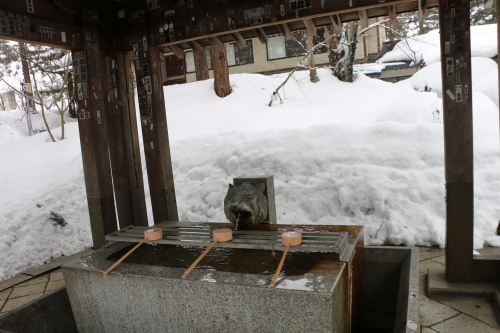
133, 32, 178, 222
438, 0, 474, 282
72, 27, 117, 249
212, 46, 231, 98
193, 48, 209, 81
101, 46, 148, 228
189, 41, 209, 81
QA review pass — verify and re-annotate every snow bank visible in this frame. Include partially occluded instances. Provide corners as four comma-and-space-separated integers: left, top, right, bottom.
378, 24, 497, 65
0, 123, 22, 145
411, 57, 499, 106
1, 65, 499, 282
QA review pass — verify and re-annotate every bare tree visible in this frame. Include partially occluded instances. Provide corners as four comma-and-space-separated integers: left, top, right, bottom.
329, 21, 359, 83
0, 41, 72, 141
269, 20, 389, 106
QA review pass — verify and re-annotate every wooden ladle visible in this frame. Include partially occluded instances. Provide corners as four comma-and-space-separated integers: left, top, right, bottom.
269, 231, 302, 287
182, 228, 233, 279
103, 228, 163, 275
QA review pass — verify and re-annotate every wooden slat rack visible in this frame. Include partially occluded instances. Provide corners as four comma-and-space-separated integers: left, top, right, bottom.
106, 226, 349, 261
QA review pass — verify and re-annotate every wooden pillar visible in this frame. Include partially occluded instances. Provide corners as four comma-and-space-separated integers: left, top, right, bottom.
133, 32, 178, 222
498, 0, 500, 149
101, 46, 148, 228
193, 48, 209, 81
212, 46, 231, 98
438, 0, 474, 282
72, 27, 117, 249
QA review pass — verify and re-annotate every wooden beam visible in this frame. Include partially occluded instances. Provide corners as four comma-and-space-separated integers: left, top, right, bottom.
278, 23, 293, 40
0, 8, 80, 50
169, 44, 185, 59
303, 19, 317, 37
358, 9, 369, 29
189, 40, 205, 53
419, 0, 427, 20
231, 32, 247, 49
133, 32, 179, 223
209, 36, 225, 52
72, 27, 117, 249
330, 14, 343, 33
151, 0, 440, 48
387, 5, 397, 29
0, 0, 77, 25
438, 0, 474, 282
255, 28, 268, 44
101, 48, 148, 228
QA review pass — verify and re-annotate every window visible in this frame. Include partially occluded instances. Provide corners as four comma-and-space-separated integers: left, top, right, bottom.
313, 27, 327, 54
185, 49, 213, 74
267, 31, 307, 60
226, 40, 254, 67
185, 52, 195, 73
267, 35, 286, 60
285, 30, 307, 57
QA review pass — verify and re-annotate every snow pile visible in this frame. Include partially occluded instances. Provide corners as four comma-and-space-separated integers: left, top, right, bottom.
378, 24, 497, 65
0, 123, 22, 145
411, 57, 499, 106
0, 108, 75, 140
1, 64, 499, 282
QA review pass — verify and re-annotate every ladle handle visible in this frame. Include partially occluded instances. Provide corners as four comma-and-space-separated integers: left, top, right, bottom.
269, 244, 290, 287
182, 241, 218, 279
103, 239, 146, 275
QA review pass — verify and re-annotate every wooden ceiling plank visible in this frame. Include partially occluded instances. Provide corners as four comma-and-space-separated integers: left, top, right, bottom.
168, 44, 185, 59
303, 19, 317, 37
209, 36, 225, 52
189, 40, 205, 53
231, 32, 247, 48
330, 14, 343, 33
278, 23, 293, 40
358, 9, 368, 29
255, 28, 268, 44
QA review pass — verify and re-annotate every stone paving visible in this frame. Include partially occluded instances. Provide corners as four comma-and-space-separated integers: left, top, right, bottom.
0, 270, 64, 315
419, 246, 500, 333
0, 246, 499, 332
0, 249, 93, 317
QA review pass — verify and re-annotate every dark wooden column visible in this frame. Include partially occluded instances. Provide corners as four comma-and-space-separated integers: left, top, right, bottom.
438, 0, 474, 282
72, 27, 117, 249
211, 40, 231, 97
133, 33, 178, 222
101, 46, 148, 228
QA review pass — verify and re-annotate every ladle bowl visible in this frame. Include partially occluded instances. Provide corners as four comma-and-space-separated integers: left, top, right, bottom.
144, 228, 163, 241
213, 228, 233, 242
281, 231, 302, 246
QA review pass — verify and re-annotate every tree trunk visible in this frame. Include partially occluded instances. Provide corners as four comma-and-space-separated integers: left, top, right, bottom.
212, 47, 231, 98
330, 22, 358, 83
60, 111, 65, 140
308, 34, 319, 83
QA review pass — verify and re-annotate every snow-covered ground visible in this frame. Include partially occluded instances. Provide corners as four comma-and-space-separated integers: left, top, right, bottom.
0, 26, 499, 282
